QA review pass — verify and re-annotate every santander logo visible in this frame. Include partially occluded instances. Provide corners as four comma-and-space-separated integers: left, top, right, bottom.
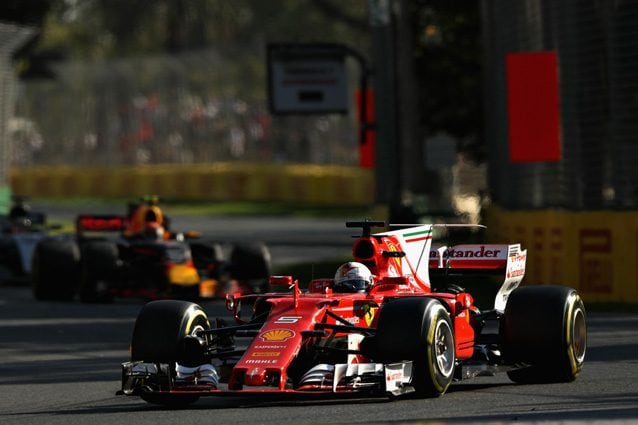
430, 245, 504, 259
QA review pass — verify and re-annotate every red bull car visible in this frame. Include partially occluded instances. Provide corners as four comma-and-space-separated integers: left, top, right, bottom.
31, 199, 271, 302
118, 220, 586, 405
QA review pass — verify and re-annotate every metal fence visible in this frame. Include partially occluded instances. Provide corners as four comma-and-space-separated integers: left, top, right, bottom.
482, 0, 638, 210
0, 22, 35, 211
11, 48, 362, 168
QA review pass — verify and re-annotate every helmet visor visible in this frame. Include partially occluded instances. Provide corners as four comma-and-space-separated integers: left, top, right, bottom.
335, 279, 369, 293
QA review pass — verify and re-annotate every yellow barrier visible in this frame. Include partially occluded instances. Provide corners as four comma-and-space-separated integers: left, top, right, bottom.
9, 163, 375, 207
484, 206, 638, 304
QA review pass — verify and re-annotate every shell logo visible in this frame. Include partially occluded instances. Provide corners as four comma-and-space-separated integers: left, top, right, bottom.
260, 329, 295, 342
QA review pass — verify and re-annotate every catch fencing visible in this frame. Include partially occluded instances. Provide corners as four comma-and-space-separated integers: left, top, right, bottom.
482, 0, 638, 210
11, 48, 361, 168
482, 0, 638, 303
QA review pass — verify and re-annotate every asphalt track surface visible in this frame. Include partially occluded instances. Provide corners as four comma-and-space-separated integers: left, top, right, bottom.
1, 286, 637, 425
1, 210, 638, 424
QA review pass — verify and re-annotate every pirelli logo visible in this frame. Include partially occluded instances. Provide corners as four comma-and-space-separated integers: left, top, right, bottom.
251, 351, 280, 357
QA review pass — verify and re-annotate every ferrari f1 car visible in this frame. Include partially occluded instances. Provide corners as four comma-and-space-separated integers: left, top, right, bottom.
31, 198, 271, 302
118, 220, 586, 405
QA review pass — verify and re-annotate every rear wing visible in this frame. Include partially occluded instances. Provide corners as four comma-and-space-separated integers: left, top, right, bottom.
76, 214, 127, 235
430, 243, 512, 271
430, 243, 527, 311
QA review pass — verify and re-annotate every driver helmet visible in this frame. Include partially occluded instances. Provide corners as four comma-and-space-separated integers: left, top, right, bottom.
9, 197, 30, 222
334, 262, 374, 293
144, 206, 163, 224
125, 203, 164, 237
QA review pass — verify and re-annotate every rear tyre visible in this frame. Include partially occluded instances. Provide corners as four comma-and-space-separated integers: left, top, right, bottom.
31, 238, 79, 301
78, 240, 118, 303
502, 285, 587, 383
0, 238, 22, 279
189, 241, 224, 277
374, 297, 455, 397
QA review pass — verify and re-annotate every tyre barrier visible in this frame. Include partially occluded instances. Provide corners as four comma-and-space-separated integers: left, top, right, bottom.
484, 206, 638, 304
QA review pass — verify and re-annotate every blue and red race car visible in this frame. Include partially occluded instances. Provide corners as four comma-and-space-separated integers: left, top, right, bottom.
0, 196, 62, 285
118, 220, 586, 405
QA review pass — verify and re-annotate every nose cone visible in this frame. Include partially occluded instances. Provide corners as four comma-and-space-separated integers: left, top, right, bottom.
244, 367, 268, 386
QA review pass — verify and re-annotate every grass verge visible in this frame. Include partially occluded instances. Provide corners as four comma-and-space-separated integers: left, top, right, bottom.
30, 197, 376, 218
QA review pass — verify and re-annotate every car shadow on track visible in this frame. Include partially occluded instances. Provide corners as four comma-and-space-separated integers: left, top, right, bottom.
43, 382, 519, 415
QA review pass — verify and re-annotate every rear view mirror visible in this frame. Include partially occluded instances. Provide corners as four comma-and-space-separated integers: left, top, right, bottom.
269, 275, 293, 286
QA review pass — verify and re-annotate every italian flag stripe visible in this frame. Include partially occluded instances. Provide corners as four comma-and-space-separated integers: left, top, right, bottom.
405, 229, 432, 243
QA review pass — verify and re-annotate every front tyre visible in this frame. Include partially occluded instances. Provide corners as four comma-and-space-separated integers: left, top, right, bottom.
189, 241, 224, 278
374, 297, 455, 397
229, 242, 272, 293
502, 285, 587, 383
131, 300, 210, 363
131, 300, 210, 407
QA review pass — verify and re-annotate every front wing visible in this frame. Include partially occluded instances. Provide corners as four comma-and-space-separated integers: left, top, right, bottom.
119, 360, 414, 398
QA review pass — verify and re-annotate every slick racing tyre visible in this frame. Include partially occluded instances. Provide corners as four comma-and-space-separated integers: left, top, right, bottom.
78, 240, 118, 303
0, 238, 22, 278
501, 285, 587, 384
374, 297, 455, 397
131, 300, 210, 364
229, 242, 272, 293
31, 238, 80, 301
189, 241, 224, 278
131, 300, 210, 407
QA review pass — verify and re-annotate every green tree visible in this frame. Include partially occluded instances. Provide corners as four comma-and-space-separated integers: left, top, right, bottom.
31, 0, 368, 59
1, 0, 56, 79
411, 0, 483, 161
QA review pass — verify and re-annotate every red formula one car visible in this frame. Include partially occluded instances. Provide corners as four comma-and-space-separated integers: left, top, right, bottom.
118, 220, 587, 405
